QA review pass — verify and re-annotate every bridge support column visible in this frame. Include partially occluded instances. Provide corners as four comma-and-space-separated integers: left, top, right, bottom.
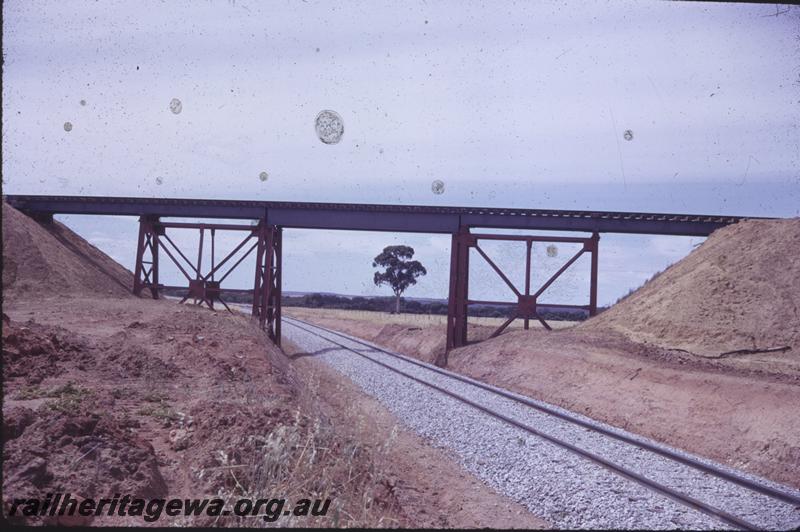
253, 223, 282, 346
445, 227, 472, 361
133, 216, 161, 298
588, 232, 599, 317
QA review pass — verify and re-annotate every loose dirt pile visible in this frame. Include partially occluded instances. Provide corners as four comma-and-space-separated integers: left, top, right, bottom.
582, 218, 800, 358
2, 296, 414, 527
2, 202, 134, 299
2, 315, 169, 526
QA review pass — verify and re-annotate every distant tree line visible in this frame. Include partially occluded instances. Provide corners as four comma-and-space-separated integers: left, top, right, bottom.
286, 293, 590, 320
159, 286, 589, 321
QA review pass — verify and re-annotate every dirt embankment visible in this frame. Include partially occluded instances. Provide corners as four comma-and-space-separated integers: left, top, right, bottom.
4, 298, 426, 527
2, 203, 136, 299
582, 218, 800, 358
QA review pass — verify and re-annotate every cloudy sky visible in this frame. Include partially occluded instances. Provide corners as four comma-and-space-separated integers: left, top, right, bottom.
3, 1, 798, 305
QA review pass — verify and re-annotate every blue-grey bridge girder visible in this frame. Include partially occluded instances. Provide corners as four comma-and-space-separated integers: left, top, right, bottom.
3, 195, 765, 236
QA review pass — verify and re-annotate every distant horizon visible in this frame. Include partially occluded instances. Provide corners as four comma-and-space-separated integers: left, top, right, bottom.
160, 286, 602, 313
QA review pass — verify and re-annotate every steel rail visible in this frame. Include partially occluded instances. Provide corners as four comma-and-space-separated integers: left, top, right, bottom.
282, 316, 765, 530
283, 316, 800, 509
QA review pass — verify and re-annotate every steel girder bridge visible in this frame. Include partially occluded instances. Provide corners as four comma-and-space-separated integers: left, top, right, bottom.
4, 195, 761, 362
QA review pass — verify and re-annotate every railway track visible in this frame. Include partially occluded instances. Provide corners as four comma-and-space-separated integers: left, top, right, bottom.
282, 315, 800, 530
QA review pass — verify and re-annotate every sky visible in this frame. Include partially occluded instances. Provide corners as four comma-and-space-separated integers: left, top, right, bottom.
2, 1, 799, 306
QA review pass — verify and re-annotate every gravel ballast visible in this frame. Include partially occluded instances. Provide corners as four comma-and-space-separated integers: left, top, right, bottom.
283, 318, 800, 530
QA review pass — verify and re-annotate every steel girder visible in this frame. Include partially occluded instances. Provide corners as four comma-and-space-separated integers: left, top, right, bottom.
5, 194, 758, 236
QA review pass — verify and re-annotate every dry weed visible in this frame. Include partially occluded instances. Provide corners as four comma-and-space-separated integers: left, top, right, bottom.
189, 364, 402, 528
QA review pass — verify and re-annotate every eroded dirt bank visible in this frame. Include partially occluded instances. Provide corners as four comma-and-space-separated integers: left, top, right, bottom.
3, 298, 410, 527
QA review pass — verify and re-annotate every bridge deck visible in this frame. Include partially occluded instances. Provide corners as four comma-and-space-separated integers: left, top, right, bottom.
4, 194, 765, 236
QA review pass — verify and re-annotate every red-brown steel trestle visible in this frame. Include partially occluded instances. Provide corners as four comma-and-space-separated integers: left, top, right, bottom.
130, 215, 283, 340
6, 194, 765, 352
444, 229, 599, 363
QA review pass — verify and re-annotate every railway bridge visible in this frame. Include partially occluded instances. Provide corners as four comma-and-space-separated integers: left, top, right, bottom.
4, 194, 758, 361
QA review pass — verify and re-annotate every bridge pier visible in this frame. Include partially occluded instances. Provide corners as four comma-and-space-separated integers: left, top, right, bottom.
444, 228, 599, 365
131, 217, 283, 345
133, 215, 161, 299
445, 227, 472, 355
252, 223, 282, 346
